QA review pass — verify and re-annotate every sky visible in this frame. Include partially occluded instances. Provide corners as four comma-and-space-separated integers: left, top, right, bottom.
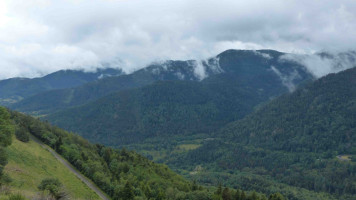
0, 0, 356, 79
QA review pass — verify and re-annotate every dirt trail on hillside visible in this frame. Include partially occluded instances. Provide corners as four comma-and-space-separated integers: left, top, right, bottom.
30, 135, 110, 200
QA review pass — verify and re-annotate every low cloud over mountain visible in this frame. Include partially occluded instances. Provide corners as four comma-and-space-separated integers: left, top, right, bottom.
1, 0, 356, 79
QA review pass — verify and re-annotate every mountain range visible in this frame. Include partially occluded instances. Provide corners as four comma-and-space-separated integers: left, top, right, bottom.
11, 50, 313, 145
1, 49, 356, 200
168, 67, 356, 200
9, 50, 313, 116
0, 68, 123, 106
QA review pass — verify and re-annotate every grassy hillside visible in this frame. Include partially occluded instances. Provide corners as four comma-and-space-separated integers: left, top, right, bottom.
168, 67, 356, 200
3, 136, 99, 199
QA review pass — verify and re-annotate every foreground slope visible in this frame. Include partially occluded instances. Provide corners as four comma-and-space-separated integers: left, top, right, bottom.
4, 136, 100, 199
171, 67, 356, 200
3, 110, 287, 200
0, 107, 13, 188
0, 68, 122, 106
9, 111, 195, 199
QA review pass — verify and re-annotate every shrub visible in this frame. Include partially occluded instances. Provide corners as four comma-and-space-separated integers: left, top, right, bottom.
38, 178, 66, 200
15, 126, 29, 143
9, 193, 27, 200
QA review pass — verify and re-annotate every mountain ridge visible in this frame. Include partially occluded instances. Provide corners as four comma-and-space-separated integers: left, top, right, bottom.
43, 49, 313, 145
0, 68, 123, 106
168, 66, 356, 200
11, 49, 313, 116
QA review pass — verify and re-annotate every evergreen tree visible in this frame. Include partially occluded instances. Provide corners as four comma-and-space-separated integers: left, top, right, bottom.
215, 183, 223, 195
249, 191, 258, 200
54, 136, 63, 153
234, 189, 241, 200
192, 180, 199, 191
144, 184, 153, 199
102, 148, 112, 164
268, 193, 285, 200
15, 126, 29, 142
0, 107, 12, 147
0, 147, 7, 183
240, 191, 247, 200
0, 107, 13, 184
156, 189, 166, 200
122, 181, 134, 200
260, 195, 268, 200
222, 187, 232, 200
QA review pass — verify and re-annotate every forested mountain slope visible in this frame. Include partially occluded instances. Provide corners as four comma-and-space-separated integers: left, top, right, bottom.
9, 110, 192, 199
1, 107, 289, 199
0, 107, 13, 186
10, 59, 217, 115
170, 67, 356, 200
0, 68, 122, 106
11, 49, 312, 115
218, 66, 356, 153
44, 50, 312, 145
2, 109, 287, 200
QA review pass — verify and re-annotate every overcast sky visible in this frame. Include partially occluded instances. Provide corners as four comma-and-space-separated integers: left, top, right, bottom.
0, 0, 356, 79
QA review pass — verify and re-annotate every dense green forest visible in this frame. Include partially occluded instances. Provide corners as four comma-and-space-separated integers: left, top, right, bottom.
5, 49, 354, 200
12, 50, 311, 117
167, 67, 356, 200
10, 60, 206, 115
2, 109, 284, 199
0, 68, 122, 106
45, 78, 272, 145
0, 107, 14, 186
11, 111, 191, 199
44, 50, 312, 145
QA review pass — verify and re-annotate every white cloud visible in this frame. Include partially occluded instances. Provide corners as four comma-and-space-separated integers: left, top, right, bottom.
193, 61, 207, 81
280, 51, 356, 78
254, 51, 272, 60
0, 0, 356, 79
270, 66, 300, 92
